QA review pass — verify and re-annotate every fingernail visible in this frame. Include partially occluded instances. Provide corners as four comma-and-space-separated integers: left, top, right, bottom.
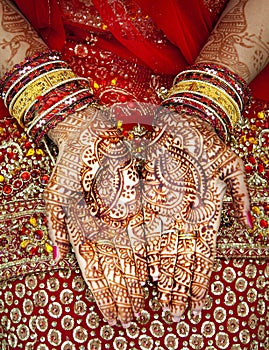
172, 315, 182, 322
108, 319, 117, 327
246, 211, 254, 229
122, 322, 131, 329
192, 310, 202, 317
53, 245, 59, 260
162, 306, 170, 312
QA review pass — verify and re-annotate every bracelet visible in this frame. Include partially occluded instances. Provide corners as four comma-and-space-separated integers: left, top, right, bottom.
168, 80, 241, 126
1, 51, 95, 141
163, 64, 250, 141
0, 50, 61, 96
4, 60, 69, 107
9, 69, 77, 126
163, 95, 229, 141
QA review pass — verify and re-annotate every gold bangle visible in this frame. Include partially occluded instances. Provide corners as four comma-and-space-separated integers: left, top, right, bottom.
168, 80, 241, 126
10, 69, 76, 124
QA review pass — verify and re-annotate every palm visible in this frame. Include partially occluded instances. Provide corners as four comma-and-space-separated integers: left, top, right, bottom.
44, 107, 147, 326
142, 106, 250, 318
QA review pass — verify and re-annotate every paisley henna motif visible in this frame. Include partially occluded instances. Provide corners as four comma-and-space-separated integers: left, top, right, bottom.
44, 107, 146, 325
142, 105, 250, 318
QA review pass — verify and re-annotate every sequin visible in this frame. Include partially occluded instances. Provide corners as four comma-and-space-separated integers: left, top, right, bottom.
248, 314, 258, 330
33, 290, 49, 307
48, 302, 63, 318
149, 320, 164, 338
47, 277, 60, 292
48, 328, 62, 346
201, 321, 215, 338
23, 299, 34, 315
126, 322, 139, 339
215, 332, 229, 349
61, 340, 76, 350
36, 316, 49, 332
88, 338, 102, 350
176, 321, 190, 337
61, 315, 75, 331
114, 336, 128, 350
189, 334, 204, 350
213, 307, 227, 323
237, 301, 249, 317
235, 277, 247, 292
60, 289, 74, 305
17, 324, 30, 341
86, 311, 100, 329
138, 335, 154, 350
224, 291, 236, 306
25, 275, 38, 290
10, 307, 21, 323
222, 267, 236, 283
73, 325, 88, 343
100, 325, 115, 340
227, 317, 239, 333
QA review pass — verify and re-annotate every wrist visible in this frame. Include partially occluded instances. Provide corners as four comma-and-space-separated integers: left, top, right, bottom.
162, 63, 251, 142
0, 50, 94, 143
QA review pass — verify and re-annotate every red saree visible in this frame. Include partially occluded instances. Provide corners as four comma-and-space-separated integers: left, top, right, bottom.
0, 0, 268, 349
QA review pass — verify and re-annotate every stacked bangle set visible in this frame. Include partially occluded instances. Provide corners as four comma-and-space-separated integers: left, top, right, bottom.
162, 63, 249, 141
0, 52, 248, 143
0, 51, 94, 142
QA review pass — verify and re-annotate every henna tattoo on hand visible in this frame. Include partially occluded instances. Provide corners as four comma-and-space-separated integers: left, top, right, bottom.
44, 107, 147, 325
196, 0, 269, 82
0, 0, 47, 74
142, 105, 250, 317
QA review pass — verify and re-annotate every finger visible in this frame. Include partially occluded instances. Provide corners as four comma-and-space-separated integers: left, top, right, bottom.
144, 213, 162, 282
187, 179, 224, 315
66, 204, 119, 323
166, 231, 196, 318
43, 179, 70, 261
189, 230, 214, 315
157, 229, 178, 309
113, 229, 145, 315
127, 212, 149, 284
78, 240, 118, 323
96, 241, 135, 326
221, 154, 251, 228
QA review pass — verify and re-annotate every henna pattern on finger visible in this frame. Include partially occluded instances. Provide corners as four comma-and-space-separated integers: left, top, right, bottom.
142, 105, 250, 316
45, 108, 147, 323
95, 241, 134, 324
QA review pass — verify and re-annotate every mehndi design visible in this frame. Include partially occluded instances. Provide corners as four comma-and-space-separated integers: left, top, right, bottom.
44, 107, 147, 326
142, 105, 250, 319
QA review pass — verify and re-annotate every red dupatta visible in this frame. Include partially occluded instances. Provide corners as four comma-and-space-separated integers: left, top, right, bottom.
11, 0, 269, 101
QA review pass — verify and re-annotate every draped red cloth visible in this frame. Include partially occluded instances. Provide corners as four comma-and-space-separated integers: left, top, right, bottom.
13, 0, 269, 101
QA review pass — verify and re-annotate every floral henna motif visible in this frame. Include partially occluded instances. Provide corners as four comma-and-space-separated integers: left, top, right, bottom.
44, 107, 146, 325
0, 0, 47, 73
196, 0, 269, 82
142, 106, 250, 317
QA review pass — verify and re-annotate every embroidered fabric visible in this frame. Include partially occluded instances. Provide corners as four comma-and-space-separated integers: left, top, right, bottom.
0, 1, 268, 348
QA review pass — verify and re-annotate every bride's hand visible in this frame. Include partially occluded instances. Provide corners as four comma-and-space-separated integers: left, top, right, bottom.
44, 106, 147, 326
142, 106, 251, 320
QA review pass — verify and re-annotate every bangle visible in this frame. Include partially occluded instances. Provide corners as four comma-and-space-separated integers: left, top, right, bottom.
168, 80, 241, 126
9, 69, 77, 125
163, 64, 250, 141
0, 51, 95, 141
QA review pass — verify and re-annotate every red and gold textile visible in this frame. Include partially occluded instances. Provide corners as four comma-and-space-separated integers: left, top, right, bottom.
0, 0, 268, 348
